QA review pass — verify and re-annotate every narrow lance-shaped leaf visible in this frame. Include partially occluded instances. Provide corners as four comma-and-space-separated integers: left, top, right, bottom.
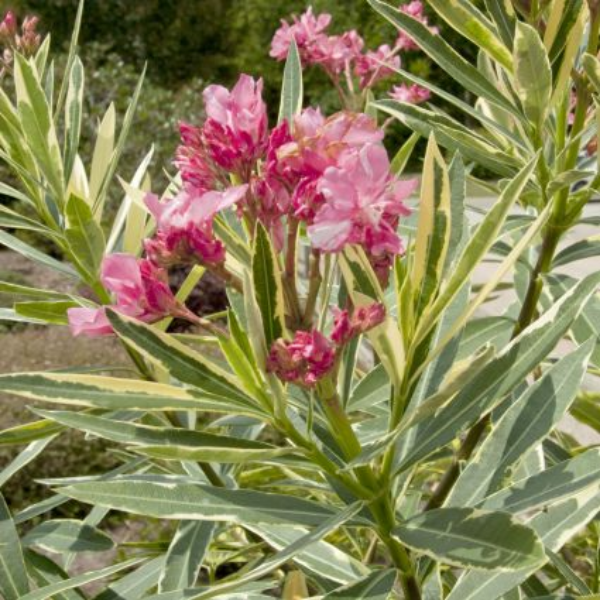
480, 447, 600, 515
393, 507, 545, 571
13, 55, 65, 203
414, 153, 539, 347
447, 485, 600, 599
411, 135, 451, 317
246, 523, 371, 585
340, 246, 405, 387
63, 56, 84, 182
33, 409, 288, 463
0, 371, 264, 416
89, 103, 116, 206
106, 310, 258, 407
367, 0, 520, 117
446, 339, 594, 507
57, 479, 367, 527
278, 39, 303, 126
396, 271, 600, 474
0, 494, 30, 599
252, 223, 286, 347
23, 519, 114, 553
24, 550, 85, 600
583, 53, 600, 96
513, 21, 552, 129
158, 521, 215, 593
19, 558, 145, 600
322, 570, 397, 599
427, 0, 513, 71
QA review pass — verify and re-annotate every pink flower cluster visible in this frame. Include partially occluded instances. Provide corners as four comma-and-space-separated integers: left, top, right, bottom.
1, 10, 42, 76
174, 74, 416, 269
68, 255, 187, 337
267, 302, 386, 387
270, 4, 437, 91
267, 330, 336, 387
270, 6, 399, 89
68, 65, 416, 336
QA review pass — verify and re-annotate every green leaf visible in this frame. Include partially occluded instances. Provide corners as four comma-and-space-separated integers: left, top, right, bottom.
89, 103, 116, 207
390, 132, 420, 175
19, 557, 145, 600
0, 494, 30, 599
278, 39, 303, 126
57, 480, 366, 527
0, 372, 262, 415
427, 0, 513, 70
159, 521, 215, 592
571, 393, 600, 432
583, 53, 600, 96
375, 100, 523, 178
246, 523, 370, 585
0, 204, 54, 234
322, 569, 397, 599
480, 447, 600, 515
0, 419, 64, 446
24, 550, 85, 600
553, 238, 600, 267
0, 437, 56, 488
485, 0, 516, 48
26, 407, 296, 462
367, 0, 520, 117
513, 22, 552, 129
412, 135, 451, 316
15, 300, 80, 325
13, 55, 65, 202
0, 230, 77, 278
397, 272, 600, 473
252, 223, 286, 347
414, 154, 539, 347
93, 66, 146, 217
447, 485, 600, 599
65, 193, 106, 281
63, 56, 84, 181
23, 519, 114, 553
167, 502, 364, 600
447, 339, 594, 507
95, 555, 166, 600
340, 246, 405, 387
106, 310, 258, 408
394, 507, 545, 571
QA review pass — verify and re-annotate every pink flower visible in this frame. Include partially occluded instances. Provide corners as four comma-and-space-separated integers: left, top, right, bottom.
175, 123, 219, 191
270, 7, 332, 64
308, 144, 414, 253
311, 31, 364, 75
67, 307, 113, 338
68, 254, 186, 337
389, 83, 431, 104
354, 44, 400, 89
278, 110, 383, 181
202, 74, 268, 177
144, 185, 247, 267
0, 11, 17, 39
396, 1, 439, 51
267, 330, 336, 387
331, 303, 386, 345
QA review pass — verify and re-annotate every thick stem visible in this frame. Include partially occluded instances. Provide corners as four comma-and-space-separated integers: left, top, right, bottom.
283, 218, 303, 327
302, 250, 322, 327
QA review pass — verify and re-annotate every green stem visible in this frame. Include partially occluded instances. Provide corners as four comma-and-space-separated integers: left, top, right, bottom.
317, 386, 421, 598
283, 218, 303, 327
302, 250, 322, 327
